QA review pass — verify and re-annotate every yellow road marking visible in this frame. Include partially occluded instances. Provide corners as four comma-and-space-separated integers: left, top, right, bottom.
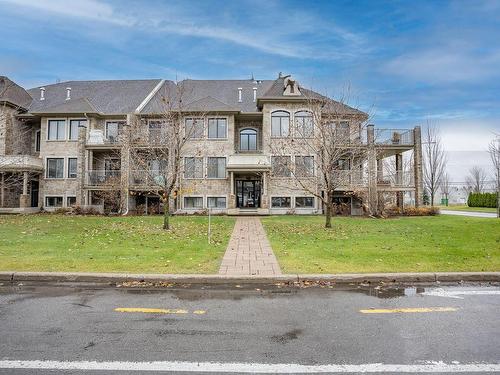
192, 310, 206, 315
114, 308, 188, 314
360, 307, 458, 314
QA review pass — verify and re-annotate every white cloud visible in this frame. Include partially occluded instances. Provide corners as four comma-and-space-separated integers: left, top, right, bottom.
2, 0, 363, 60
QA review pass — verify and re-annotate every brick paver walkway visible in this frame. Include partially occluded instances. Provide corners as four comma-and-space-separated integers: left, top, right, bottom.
219, 217, 282, 276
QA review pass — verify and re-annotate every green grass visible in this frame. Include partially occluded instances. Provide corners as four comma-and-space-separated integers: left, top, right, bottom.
261, 215, 500, 274
439, 205, 497, 213
0, 214, 235, 273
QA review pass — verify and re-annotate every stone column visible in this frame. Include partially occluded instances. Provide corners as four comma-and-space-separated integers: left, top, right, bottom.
395, 153, 404, 209
19, 171, 30, 208
377, 158, 383, 182
413, 126, 423, 207
261, 171, 268, 209
229, 171, 236, 209
367, 124, 378, 214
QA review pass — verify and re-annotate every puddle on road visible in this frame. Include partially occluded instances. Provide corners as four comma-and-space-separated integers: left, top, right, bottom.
1, 281, 498, 302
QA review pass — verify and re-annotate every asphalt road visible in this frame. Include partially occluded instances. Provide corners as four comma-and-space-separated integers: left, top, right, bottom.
439, 209, 497, 218
0, 281, 499, 374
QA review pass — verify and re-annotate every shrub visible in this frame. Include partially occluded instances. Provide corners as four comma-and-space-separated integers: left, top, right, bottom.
385, 205, 439, 217
467, 192, 497, 208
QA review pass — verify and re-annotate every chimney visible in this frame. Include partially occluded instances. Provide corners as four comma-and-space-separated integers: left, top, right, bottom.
253, 87, 257, 102
238, 87, 242, 103
66, 87, 71, 100
40, 87, 45, 101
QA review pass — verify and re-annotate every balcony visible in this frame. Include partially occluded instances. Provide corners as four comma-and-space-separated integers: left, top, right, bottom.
332, 170, 368, 188
0, 155, 43, 172
129, 170, 166, 187
86, 129, 123, 148
85, 170, 121, 187
374, 129, 414, 146
377, 171, 414, 189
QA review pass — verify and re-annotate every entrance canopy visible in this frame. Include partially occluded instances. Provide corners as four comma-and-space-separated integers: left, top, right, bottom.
226, 155, 271, 172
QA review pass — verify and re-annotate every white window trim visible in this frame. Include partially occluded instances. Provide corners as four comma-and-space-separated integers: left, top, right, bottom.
270, 195, 292, 209
206, 156, 227, 179
66, 195, 77, 207
104, 119, 125, 140
207, 117, 228, 140
271, 155, 293, 179
294, 196, 315, 209
206, 195, 228, 209
294, 109, 314, 138
182, 195, 205, 210
183, 156, 204, 179
68, 118, 86, 142
45, 157, 65, 179
67, 157, 78, 179
44, 195, 64, 208
270, 109, 291, 138
46, 118, 67, 141
35, 129, 41, 152
294, 155, 315, 178
184, 117, 205, 140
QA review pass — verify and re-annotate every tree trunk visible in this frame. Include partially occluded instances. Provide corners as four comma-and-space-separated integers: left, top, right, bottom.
430, 190, 435, 206
325, 192, 333, 228
163, 198, 170, 230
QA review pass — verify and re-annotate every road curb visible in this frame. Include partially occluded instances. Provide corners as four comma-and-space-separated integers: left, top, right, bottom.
0, 271, 499, 284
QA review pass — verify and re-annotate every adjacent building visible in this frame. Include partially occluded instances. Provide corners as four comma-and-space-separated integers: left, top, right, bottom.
0, 74, 423, 215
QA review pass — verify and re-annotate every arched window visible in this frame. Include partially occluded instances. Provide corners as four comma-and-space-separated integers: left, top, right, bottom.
295, 111, 313, 137
240, 128, 257, 151
271, 111, 290, 137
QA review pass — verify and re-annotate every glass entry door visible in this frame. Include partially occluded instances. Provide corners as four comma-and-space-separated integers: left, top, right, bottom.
236, 180, 261, 208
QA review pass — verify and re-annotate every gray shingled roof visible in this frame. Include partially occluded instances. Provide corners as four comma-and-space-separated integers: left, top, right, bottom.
0, 76, 32, 109
141, 79, 275, 114
27, 79, 161, 115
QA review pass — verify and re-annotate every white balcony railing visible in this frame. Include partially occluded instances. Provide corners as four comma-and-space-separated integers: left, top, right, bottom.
374, 129, 414, 146
332, 170, 368, 188
129, 170, 166, 186
378, 171, 414, 188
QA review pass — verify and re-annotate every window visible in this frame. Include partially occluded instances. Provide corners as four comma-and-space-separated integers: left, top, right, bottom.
149, 159, 168, 177
271, 156, 291, 177
207, 197, 227, 208
271, 111, 290, 137
208, 118, 227, 139
67, 196, 77, 207
207, 157, 226, 179
295, 196, 314, 208
295, 156, 314, 177
35, 130, 41, 152
105, 121, 124, 142
149, 120, 166, 143
271, 197, 291, 208
69, 119, 86, 140
337, 158, 350, 170
184, 157, 203, 178
47, 120, 66, 140
185, 118, 204, 139
184, 197, 203, 209
295, 111, 313, 137
46, 158, 64, 179
68, 158, 77, 178
45, 196, 63, 208
240, 128, 257, 151
336, 121, 350, 141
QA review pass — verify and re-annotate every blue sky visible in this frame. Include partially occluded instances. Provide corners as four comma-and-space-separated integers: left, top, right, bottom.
0, 0, 499, 153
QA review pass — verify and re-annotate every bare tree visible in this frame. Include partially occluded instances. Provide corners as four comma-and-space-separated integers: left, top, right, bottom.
464, 166, 488, 194
269, 91, 369, 228
127, 82, 208, 230
488, 135, 500, 217
423, 124, 447, 206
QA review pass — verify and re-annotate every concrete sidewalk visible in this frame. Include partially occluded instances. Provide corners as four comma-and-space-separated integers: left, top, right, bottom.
218, 217, 282, 276
440, 209, 497, 218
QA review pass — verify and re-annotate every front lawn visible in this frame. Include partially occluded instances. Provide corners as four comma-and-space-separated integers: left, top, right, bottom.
439, 205, 497, 213
0, 215, 235, 273
261, 215, 500, 273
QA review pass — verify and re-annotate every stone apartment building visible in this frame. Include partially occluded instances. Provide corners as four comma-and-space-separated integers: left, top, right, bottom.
0, 74, 423, 215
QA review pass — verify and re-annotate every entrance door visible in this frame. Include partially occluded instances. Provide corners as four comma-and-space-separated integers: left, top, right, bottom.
236, 180, 261, 208
30, 180, 39, 207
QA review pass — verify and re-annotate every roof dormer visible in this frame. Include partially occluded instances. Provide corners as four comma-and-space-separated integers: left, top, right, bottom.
283, 75, 301, 96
